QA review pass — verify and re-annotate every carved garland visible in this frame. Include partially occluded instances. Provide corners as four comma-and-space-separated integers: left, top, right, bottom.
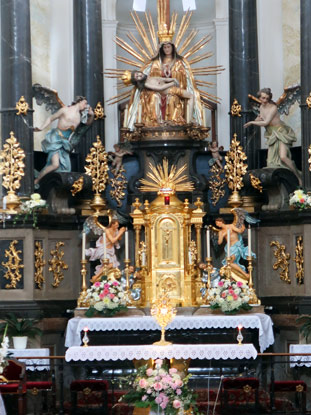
2, 240, 24, 289
270, 240, 291, 284
48, 241, 68, 288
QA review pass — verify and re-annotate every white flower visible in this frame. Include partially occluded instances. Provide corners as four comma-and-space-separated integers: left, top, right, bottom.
94, 302, 104, 311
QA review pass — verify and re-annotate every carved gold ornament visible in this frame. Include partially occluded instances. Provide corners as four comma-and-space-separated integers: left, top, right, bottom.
2, 240, 24, 289
243, 385, 252, 394
139, 158, 194, 195
249, 172, 263, 192
294, 236, 304, 285
109, 165, 127, 207
151, 292, 177, 346
231, 98, 242, 117
296, 384, 304, 393
306, 92, 311, 109
85, 136, 109, 194
270, 240, 291, 284
71, 176, 84, 196
34, 241, 46, 289
0, 132, 25, 212
225, 134, 248, 207
208, 163, 226, 206
94, 101, 105, 120
48, 241, 68, 288
16, 96, 29, 115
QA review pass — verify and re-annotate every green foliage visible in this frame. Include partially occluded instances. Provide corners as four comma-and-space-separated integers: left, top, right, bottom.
0, 313, 42, 338
297, 315, 311, 343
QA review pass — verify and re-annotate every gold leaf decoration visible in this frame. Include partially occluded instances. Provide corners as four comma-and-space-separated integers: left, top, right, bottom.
49, 241, 68, 288
224, 134, 248, 192
2, 240, 24, 289
34, 241, 46, 289
270, 240, 291, 284
0, 131, 25, 192
294, 236, 304, 285
109, 165, 127, 207
84, 136, 109, 194
71, 176, 84, 196
208, 163, 226, 206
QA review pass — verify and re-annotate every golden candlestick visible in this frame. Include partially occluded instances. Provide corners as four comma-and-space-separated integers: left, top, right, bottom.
247, 256, 261, 305
205, 257, 213, 304
77, 259, 90, 308
151, 292, 177, 346
220, 255, 232, 280
101, 258, 110, 277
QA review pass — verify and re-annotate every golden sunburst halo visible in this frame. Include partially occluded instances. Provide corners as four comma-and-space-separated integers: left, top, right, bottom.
139, 159, 194, 195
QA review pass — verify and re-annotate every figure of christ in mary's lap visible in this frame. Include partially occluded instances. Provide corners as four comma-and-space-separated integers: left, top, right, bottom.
34, 96, 94, 184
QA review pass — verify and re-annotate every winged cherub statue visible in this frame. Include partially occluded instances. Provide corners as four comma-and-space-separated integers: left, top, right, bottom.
33, 84, 94, 185
244, 86, 301, 185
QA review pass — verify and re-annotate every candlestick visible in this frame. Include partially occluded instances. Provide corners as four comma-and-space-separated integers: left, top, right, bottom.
125, 228, 129, 260
123, 104, 128, 128
77, 259, 89, 308
237, 325, 243, 346
82, 231, 86, 261
82, 327, 89, 347
103, 230, 107, 259
248, 225, 251, 258
227, 229, 231, 257
206, 226, 211, 258
138, 103, 142, 123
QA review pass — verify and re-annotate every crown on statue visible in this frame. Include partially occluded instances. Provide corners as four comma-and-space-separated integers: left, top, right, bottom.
121, 70, 132, 86
157, 0, 176, 44
158, 22, 175, 44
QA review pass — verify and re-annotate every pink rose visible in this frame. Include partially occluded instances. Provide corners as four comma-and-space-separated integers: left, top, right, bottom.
160, 402, 168, 409
146, 368, 153, 376
153, 382, 163, 391
221, 292, 227, 298
99, 293, 105, 299
104, 283, 110, 289
237, 281, 243, 287
103, 289, 109, 295
169, 368, 177, 375
94, 282, 101, 287
218, 281, 224, 287
112, 281, 119, 286
139, 378, 148, 388
176, 388, 182, 395
147, 388, 152, 394
173, 400, 181, 409
109, 293, 115, 299
233, 294, 238, 300
155, 396, 162, 404
174, 379, 183, 388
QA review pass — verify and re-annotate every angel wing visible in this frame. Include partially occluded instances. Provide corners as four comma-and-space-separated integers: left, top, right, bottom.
248, 94, 260, 116
83, 216, 104, 236
231, 208, 260, 229
32, 83, 65, 114
276, 84, 301, 115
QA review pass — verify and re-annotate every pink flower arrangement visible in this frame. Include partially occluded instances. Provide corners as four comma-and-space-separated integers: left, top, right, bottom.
207, 278, 252, 313
120, 359, 198, 414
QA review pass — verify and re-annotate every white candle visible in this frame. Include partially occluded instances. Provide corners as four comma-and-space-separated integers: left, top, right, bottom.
138, 103, 142, 123
123, 105, 128, 128
248, 225, 251, 257
82, 231, 86, 261
186, 102, 190, 123
2, 196, 6, 211
227, 229, 230, 257
202, 109, 206, 127
142, 252, 146, 266
103, 230, 107, 259
125, 228, 129, 260
206, 227, 211, 258
188, 249, 192, 265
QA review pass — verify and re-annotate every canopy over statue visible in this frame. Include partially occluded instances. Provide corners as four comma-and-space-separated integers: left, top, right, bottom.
105, 0, 223, 130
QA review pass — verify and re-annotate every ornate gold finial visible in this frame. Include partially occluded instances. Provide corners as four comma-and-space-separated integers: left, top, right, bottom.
16, 96, 29, 116
193, 197, 203, 212
306, 92, 311, 109
249, 172, 263, 193
294, 236, 304, 285
48, 241, 68, 288
224, 134, 248, 207
208, 163, 226, 206
109, 165, 127, 207
94, 101, 105, 120
151, 291, 177, 346
2, 240, 24, 289
139, 159, 194, 195
34, 241, 46, 289
270, 240, 291, 284
84, 136, 109, 213
157, 0, 177, 44
231, 98, 242, 117
71, 176, 84, 196
0, 131, 25, 212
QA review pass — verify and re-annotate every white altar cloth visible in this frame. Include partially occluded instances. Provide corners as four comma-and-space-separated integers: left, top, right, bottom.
65, 343, 257, 362
0, 395, 6, 415
8, 348, 50, 371
289, 344, 311, 367
65, 314, 274, 352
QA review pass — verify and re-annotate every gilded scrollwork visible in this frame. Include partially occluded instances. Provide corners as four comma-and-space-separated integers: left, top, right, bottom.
249, 172, 263, 192
34, 241, 46, 289
16, 96, 29, 115
48, 241, 68, 288
270, 240, 291, 284
294, 236, 304, 285
2, 240, 24, 289
306, 92, 311, 109
231, 98, 242, 117
71, 176, 84, 196
208, 163, 226, 206
109, 165, 127, 207
93, 101, 105, 120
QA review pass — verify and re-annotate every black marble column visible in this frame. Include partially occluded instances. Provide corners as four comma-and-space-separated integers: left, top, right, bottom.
301, 0, 311, 190
73, 0, 104, 171
229, 0, 260, 169
1, 0, 34, 196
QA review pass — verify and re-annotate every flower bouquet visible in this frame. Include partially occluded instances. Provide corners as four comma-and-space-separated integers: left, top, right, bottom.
120, 359, 199, 415
207, 279, 252, 314
13, 193, 47, 228
85, 276, 128, 317
289, 189, 311, 210
0, 325, 9, 375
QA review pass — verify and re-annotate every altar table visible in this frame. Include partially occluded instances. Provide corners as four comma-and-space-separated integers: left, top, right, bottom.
65, 343, 258, 362
65, 314, 274, 352
8, 348, 50, 371
289, 344, 311, 367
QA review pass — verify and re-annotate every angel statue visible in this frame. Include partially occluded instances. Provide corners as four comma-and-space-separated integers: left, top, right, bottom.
105, 3, 223, 130
33, 84, 94, 185
214, 209, 259, 282
108, 143, 133, 175
244, 86, 301, 185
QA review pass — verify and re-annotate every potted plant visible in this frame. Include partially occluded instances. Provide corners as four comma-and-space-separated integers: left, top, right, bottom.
0, 313, 42, 349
